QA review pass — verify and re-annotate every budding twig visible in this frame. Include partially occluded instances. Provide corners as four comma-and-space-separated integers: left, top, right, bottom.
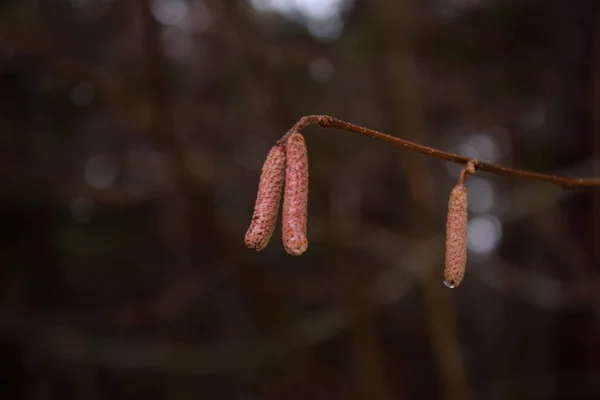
459, 159, 479, 185
278, 115, 600, 190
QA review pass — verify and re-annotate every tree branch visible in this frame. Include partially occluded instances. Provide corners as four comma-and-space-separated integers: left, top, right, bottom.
278, 115, 600, 190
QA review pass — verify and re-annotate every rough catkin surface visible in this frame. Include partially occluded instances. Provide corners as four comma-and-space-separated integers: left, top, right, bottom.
282, 132, 309, 256
244, 144, 286, 251
444, 184, 468, 287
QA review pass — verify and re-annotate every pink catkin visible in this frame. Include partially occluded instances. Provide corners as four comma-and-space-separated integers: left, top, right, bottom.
282, 132, 309, 256
244, 144, 286, 251
444, 183, 468, 287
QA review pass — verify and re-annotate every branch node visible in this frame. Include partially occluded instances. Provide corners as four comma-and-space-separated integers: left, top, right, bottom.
459, 160, 478, 185
318, 115, 333, 128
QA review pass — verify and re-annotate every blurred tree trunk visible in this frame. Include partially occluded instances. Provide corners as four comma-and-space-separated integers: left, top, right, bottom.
552, 1, 599, 398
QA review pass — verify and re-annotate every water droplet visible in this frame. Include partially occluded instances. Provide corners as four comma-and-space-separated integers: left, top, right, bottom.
443, 280, 455, 289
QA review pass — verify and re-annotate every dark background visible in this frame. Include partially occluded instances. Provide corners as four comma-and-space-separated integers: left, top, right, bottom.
0, 0, 599, 399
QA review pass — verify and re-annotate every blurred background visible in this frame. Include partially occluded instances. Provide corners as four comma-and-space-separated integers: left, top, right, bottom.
0, 0, 599, 398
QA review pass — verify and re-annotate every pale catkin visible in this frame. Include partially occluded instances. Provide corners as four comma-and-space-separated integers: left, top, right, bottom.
282, 132, 309, 256
444, 183, 468, 287
244, 144, 286, 251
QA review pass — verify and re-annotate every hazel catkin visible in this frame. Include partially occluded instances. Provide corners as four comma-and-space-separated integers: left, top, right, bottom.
282, 132, 309, 256
244, 144, 286, 251
444, 183, 468, 288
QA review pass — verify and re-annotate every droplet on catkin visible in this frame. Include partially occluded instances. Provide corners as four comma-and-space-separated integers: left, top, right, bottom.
282, 132, 309, 256
244, 144, 286, 251
443, 280, 455, 289
444, 183, 468, 288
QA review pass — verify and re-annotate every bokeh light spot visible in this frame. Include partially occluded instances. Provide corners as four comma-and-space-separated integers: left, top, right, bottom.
307, 15, 343, 41
467, 214, 502, 255
152, 0, 189, 26
250, 0, 352, 41
85, 154, 119, 190
466, 177, 496, 213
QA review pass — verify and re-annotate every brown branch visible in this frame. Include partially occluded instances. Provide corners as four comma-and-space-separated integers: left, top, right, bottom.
278, 115, 600, 190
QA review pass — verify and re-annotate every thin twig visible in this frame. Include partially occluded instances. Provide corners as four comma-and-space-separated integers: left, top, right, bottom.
278, 115, 600, 189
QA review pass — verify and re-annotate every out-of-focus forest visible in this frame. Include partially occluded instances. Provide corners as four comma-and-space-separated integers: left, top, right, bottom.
0, 0, 599, 399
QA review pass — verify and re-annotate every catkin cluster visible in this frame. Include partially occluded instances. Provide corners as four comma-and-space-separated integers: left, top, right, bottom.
245, 129, 476, 289
244, 132, 309, 256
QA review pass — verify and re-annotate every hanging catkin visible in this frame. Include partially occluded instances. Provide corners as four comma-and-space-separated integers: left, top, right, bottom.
244, 144, 286, 251
444, 183, 468, 287
282, 132, 309, 256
